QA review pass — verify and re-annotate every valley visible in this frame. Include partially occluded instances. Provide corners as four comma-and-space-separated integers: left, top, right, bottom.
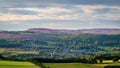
0, 28, 120, 59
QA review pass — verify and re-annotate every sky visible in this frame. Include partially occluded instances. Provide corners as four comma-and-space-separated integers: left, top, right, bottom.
0, 0, 120, 31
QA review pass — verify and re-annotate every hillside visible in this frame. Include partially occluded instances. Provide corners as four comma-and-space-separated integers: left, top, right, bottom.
28, 28, 120, 34
0, 28, 120, 59
0, 28, 120, 39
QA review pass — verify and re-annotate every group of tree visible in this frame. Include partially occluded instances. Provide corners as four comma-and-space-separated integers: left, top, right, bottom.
0, 52, 120, 68
1, 52, 120, 64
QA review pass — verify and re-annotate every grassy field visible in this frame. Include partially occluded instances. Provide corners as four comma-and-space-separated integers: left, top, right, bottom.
0, 60, 40, 68
0, 60, 120, 68
44, 60, 120, 68
0, 48, 39, 55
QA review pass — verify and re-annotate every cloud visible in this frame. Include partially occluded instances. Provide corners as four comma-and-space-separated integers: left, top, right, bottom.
0, 19, 120, 31
40, 23, 62, 28
0, 7, 74, 21
0, 0, 120, 30
0, 14, 40, 21
8, 7, 73, 14
0, 5, 119, 21
0, 0, 120, 8
9, 22, 20, 25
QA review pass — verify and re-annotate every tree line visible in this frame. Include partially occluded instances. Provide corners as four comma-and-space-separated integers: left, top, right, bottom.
1, 52, 119, 64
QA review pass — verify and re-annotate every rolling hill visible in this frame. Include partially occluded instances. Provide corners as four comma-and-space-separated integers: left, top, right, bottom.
28, 28, 120, 34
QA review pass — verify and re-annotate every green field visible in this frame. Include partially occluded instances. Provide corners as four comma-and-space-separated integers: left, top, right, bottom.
0, 60, 40, 68
44, 60, 120, 68
0, 60, 120, 68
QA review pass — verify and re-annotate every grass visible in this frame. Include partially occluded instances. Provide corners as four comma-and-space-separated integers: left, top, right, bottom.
44, 63, 93, 68
44, 60, 120, 68
0, 60, 120, 68
0, 60, 40, 68
98, 46, 112, 52
0, 48, 39, 55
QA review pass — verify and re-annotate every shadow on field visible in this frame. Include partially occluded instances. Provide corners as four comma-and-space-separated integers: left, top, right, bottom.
104, 66, 120, 68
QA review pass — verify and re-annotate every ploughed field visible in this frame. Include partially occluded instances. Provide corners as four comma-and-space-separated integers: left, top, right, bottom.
0, 60, 39, 68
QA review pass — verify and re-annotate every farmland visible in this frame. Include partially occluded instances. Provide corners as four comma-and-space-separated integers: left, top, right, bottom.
44, 60, 120, 68
0, 60, 39, 68
1, 60, 120, 68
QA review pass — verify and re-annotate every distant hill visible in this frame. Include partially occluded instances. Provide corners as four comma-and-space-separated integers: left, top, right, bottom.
0, 28, 120, 39
28, 28, 120, 34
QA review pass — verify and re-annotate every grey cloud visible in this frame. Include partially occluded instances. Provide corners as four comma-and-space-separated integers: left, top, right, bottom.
0, 8, 38, 15
8, 9, 38, 15
93, 7, 120, 14
0, 0, 120, 8
0, 18, 119, 24
0, 19, 120, 31
0, 8, 9, 14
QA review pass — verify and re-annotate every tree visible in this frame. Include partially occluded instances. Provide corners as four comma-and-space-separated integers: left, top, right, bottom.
0, 55, 5, 60
113, 58, 119, 63
86, 57, 97, 64
99, 59, 103, 63
95, 41, 98, 46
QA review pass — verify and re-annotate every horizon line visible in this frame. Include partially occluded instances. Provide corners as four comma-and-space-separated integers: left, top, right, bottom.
1, 27, 120, 31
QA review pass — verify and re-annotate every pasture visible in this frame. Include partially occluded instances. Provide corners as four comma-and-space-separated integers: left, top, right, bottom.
0, 60, 40, 68
44, 60, 120, 68
0, 60, 120, 68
